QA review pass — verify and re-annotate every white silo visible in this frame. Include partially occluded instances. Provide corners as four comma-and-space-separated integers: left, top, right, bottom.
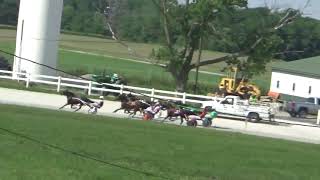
13, 0, 64, 77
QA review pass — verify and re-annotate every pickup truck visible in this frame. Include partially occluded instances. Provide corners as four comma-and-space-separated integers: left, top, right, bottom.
201, 96, 275, 122
286, 97, 320, 118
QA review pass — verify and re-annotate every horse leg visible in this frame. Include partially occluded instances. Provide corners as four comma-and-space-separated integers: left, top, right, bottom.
59, 103, 69, 109
74, 104, 82, 112
180, 116, 184, 125
125, 108, 131, 114
131, 110, 136, 118
113, 108, 122, 113
161, 115, 169, 123
132, 108, 139, 118
193, 120, 198, 127
127, 108, 133, 117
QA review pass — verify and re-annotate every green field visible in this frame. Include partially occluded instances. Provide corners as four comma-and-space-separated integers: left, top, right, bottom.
0, 29, 220, 93
0, 105, 320, 180
0, 28, 271, 93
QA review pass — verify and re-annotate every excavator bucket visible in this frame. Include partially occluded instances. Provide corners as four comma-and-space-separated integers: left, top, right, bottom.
268, 91, 280, 100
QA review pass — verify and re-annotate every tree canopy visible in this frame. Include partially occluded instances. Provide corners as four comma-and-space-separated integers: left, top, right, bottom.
147, 0, 309, 91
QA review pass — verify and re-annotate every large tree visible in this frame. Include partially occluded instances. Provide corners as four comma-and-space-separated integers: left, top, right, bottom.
0, 0, 19, 25
150, 0, 303, 92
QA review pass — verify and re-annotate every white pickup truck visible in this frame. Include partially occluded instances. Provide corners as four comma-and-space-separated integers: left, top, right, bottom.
201, 96, 275, 122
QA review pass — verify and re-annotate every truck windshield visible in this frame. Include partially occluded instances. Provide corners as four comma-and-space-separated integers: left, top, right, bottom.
307, 98, 315, 103
221, 98, 234, 105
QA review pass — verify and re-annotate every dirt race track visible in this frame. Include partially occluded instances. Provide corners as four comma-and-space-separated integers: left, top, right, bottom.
0, 87, 319, 144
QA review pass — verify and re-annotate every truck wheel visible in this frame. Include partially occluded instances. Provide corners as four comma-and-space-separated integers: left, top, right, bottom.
298, 109, 307, 118
247, 113, 260, 123
202, 119, 212, 127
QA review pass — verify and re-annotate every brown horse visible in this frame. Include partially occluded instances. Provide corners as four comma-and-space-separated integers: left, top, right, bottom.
113, 94, 150, 117
59, 90, 102, 113
59, 90, 90, 112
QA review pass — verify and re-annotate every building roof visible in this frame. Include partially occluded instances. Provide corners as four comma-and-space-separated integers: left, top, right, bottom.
272, 56, 320, 79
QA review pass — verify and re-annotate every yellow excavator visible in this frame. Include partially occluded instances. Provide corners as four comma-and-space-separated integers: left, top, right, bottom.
210, 67, 261, 99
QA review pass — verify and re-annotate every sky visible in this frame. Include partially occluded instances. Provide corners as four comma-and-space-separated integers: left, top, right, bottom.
177, 0, 320, 20
248, 0, 320, 20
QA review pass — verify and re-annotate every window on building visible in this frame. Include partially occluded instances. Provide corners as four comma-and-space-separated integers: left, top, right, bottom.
276, 81, 280, 88
308, 86, 312, 94
292, 83, 296, 91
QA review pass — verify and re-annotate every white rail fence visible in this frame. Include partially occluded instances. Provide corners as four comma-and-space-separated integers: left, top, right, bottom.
0, 70, 219, 104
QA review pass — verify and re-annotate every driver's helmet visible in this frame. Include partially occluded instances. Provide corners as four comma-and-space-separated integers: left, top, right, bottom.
153, 100, 160, 106
209, 111, 217, 118
111, 74, 119, 83
112, 73, 119, 79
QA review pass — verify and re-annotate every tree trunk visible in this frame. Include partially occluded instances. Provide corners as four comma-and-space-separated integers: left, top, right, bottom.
194, 36, 203, 94
173, 69, 190, 92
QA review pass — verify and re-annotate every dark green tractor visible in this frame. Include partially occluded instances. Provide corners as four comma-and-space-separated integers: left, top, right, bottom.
92, 74, 112, 84
91, 73, 127, 96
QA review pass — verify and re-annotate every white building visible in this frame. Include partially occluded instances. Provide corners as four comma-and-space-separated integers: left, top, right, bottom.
270, 56, 320, 99
13, 0, 64, 77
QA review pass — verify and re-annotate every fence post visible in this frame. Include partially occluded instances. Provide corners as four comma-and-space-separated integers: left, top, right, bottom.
12, 71, 17, 80
182, 92, 186, 104
88, 81, 92, 95
175, 90, 179, 98
120, 84, 124, 95
317, 110, 320, 125
151, 88, 155, 101
57, 76, 61, 92
25, 73, 30, 88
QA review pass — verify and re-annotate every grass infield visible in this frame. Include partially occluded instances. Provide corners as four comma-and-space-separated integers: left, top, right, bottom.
0, 105, 319, 180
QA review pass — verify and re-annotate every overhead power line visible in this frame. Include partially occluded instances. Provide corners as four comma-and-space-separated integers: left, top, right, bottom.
0, 36, 120, 44
0, 126, 172, 180
0, 49, 179, 103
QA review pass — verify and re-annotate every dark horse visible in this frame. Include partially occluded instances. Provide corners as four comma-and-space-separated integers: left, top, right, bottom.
113, 94, 150, 117
59, 90, 93, 112
163, 108, 198, 125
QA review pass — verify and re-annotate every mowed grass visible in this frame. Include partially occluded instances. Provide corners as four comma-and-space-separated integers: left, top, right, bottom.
0, 28, 228, 67
59, 50, 220, 92
0, 105, 320, 180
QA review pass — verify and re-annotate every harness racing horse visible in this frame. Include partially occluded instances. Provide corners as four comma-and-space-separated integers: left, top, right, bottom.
162, 108, 198, 125
113, 94, 151, 117
59, 90, 87, 112
59, 90, 101, 113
